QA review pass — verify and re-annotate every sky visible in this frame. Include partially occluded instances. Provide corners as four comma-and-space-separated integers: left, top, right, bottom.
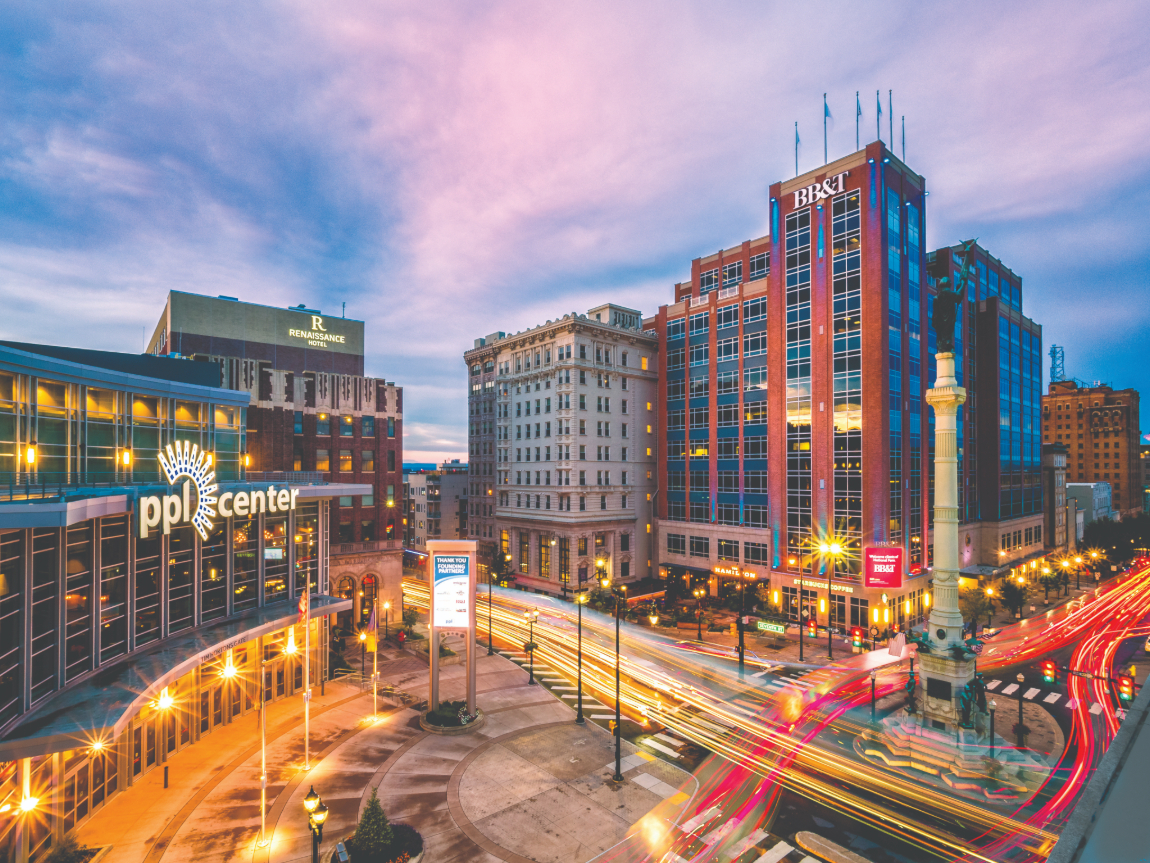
1, 1, 1148, 461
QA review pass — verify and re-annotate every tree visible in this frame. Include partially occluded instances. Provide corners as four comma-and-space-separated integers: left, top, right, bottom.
958, 589, 993, 629
487, 552, 514, 588
1039, 571, 1061, 601
1000, 581, 1029, 618
352, 786, 394, 859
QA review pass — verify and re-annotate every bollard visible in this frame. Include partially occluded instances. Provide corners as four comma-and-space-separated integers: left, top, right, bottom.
164, 765, 169, 788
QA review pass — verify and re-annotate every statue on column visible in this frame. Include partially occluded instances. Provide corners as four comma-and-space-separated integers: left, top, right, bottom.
930, 238, 978, 354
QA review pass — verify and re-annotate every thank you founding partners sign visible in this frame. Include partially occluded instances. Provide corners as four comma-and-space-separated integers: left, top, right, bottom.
140, 441, 297, 541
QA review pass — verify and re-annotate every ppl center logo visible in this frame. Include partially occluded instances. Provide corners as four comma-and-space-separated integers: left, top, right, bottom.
139, 441, 218, 540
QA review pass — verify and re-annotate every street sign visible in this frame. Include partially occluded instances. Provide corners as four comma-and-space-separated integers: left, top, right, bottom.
757, 621, 786, 634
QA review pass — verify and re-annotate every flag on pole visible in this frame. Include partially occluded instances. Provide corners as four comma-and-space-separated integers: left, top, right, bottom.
823, 94, 833, 165
794, 122, 800, 176
365, 604, 378, 652
856, 91, 862, 150
876, 90, 883, 143
297, 589, 308, 625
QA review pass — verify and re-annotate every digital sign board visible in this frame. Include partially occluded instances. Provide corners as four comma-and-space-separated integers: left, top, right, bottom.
432, 554, 472, 629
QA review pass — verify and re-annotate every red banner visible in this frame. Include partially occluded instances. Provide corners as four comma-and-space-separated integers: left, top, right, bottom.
864, 547, 904, 589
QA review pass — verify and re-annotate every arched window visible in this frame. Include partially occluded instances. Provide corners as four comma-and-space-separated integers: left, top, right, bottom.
359, 574, 378, 625
335, 576, 356, 600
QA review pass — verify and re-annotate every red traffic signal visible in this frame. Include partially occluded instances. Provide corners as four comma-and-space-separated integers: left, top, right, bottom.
1118, 675, 1134, 702
851, 627, 864, 647
1041, 660, 1057, 684
806, 618, 817, 638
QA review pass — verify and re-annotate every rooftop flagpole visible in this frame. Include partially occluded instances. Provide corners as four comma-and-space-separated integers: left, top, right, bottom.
889, 90, 893, 149
795, 122, 800, 177
856, 91, 861, 151
823, 93, 828, 165
902, 115, 906, 162
876, 90, 882, 143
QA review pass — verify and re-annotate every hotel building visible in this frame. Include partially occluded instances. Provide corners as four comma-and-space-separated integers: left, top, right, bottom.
146, 292, 405, 627
464, 306, 658, 594
646, 142, 1046, 632
0, 342, 371, 863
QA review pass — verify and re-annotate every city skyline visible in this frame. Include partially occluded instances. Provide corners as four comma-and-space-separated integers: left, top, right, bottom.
1, 2, 1148, 462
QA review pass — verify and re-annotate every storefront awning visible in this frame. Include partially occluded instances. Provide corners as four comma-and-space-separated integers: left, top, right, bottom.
0, 595, 350, 760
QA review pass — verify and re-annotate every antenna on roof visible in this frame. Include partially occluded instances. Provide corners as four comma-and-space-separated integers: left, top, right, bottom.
342, 302, 346, 319
1049, 345, 1066, 383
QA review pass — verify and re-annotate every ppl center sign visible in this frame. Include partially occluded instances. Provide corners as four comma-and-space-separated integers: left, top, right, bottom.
139, 441, 296, 541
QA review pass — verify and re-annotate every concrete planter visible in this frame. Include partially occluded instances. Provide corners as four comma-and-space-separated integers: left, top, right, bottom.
419, 710, 486, 735
327, 839, 425, 863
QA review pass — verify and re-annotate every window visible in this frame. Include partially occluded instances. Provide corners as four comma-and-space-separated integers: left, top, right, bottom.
339, 450, 353, 472
339, 496, 353, 508
717, 337, 738, 361
620, 533, 630, 551
717, 470, 738, 491
744, 436, 768, 457
579, 395, 586, 410
749, 251, 769, 280
744, 297, 766, 322
700, 268, 719, 293
745, 542, 769, 564
689, 344, 709, 366
668, 348, 685, 370
718, 539, 739, 561
745, 471, 767, 493
744, 402, 767, 424
717, 503, 738, 525
689, 312, 710, 335
579, 496, 586, 511
716, 370, 738, 395
723, 260, 742, 286
667, 410, 685, 430
668, 318, 685, 340
667, 533, 686, 555
689, 536, 710, 557
689, 406, 709, 428
717, 305, 739, 329
744, 367, 767, 392
743, 333, 767, 356
362, 416, 375, 436
717, 406, 739, 427
600, 495, 607, 510
316, 414, 331, 436
294, 410, 304, 434
388, 417, 395, 437
341, 415, 354, 436
745, 505, 767, 527
316, 449, 330, 471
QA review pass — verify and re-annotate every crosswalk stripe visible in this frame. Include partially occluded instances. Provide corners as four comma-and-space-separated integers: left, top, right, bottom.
1089, 703, 1103, 715
1066, 698, 1078, 710
1001, 683, 1019, 695
1043, 692, 1062, 704
1024, 688, 1040, 700
750, 670, 769, 679
591, 713, 616, 719
986, 679, 1002, 690
753, 841, 795, 863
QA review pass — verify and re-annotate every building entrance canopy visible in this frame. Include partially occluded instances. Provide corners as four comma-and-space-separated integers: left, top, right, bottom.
0, 595, 349, 761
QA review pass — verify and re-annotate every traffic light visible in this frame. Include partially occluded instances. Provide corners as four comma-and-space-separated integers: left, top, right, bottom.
807, 618, 817, 639
608, 719, 617, 734
1118, 675, 1134, 703
1041, 660, 1057, 684
852, 628, 864, 648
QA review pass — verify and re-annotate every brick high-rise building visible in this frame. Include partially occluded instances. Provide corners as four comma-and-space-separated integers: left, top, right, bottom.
646, 142, 1048, 635
147, 291, 404, 627
464, 306, 658, 594
1043, 381, 1142, 518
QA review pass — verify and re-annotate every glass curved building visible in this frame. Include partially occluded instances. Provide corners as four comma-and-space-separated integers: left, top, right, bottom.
0, 342, 366, 862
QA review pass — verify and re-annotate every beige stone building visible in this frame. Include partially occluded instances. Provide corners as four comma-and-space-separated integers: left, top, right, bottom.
464, 305, 659, 595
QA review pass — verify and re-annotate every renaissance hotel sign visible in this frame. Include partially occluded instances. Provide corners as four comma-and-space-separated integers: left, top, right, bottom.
288, 315, 348, 349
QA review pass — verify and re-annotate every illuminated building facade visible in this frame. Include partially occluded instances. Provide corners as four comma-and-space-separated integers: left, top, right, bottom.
0, 342, 368, 863
464, 307, 658, 595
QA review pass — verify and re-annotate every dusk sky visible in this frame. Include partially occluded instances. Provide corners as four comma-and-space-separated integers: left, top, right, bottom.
2, 1, 1148, 460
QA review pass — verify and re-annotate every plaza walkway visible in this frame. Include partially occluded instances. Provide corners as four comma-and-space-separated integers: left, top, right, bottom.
77, 643, 697, 863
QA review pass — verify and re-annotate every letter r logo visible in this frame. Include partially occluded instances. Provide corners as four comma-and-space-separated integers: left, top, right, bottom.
311, 315, 326, 331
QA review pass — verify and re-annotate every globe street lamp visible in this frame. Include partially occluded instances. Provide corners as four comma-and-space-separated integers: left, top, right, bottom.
575, 591, 588, 724
303, 785, 328, 863
1074, 556, 1084, 590
818, 540, 843, 659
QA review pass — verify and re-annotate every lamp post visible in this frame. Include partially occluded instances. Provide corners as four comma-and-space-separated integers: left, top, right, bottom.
870, 668, 877, 723
257, 645, 292, 848
1074, 556, 1083, 590
383, 600, 390, 640
604, 576, 625, 782
737, 571, 747, 679
525, 610, 539, 685
359, 629, 367, 675
575, 591, 587, 724
693, 588, 705, 641
1016, 672, 1026, 747
303, 785, 328, 863
819, 541, 843, 659
989, 700, 997, 757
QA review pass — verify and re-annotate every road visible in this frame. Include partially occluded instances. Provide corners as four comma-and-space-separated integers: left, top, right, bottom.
402, 561, 1150, 862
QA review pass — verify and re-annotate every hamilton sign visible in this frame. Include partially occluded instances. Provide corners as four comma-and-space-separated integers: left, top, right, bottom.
792, 171, 850, 208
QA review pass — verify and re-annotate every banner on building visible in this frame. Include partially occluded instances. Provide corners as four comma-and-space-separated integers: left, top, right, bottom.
864, 547, 904, 589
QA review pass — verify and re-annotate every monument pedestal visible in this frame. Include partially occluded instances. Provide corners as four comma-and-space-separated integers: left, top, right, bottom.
918, 651, 975, 732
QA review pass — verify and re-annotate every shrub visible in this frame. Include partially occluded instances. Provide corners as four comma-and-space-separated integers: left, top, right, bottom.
44, 835, 92, 863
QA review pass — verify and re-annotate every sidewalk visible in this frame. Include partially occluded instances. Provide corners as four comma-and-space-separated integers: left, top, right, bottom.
78, 643, 697, 863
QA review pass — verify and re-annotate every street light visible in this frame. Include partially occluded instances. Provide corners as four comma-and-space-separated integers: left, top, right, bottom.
693, 588, 705, 641
304, 785, 328, 863
989, 700, 997, 758
359, 629, 367, 674
524, 609, 540, 684
383, 601, 390, 641
575, 591, 588, 724
603, 576, 625, 782
818, 540, 843, 659
870, 669, 878, 723
1016, 672, 1026, 748
1074, 556, 1084, 590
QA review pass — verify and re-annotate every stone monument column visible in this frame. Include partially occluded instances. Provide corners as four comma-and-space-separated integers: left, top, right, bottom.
924, 351, 966, 650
